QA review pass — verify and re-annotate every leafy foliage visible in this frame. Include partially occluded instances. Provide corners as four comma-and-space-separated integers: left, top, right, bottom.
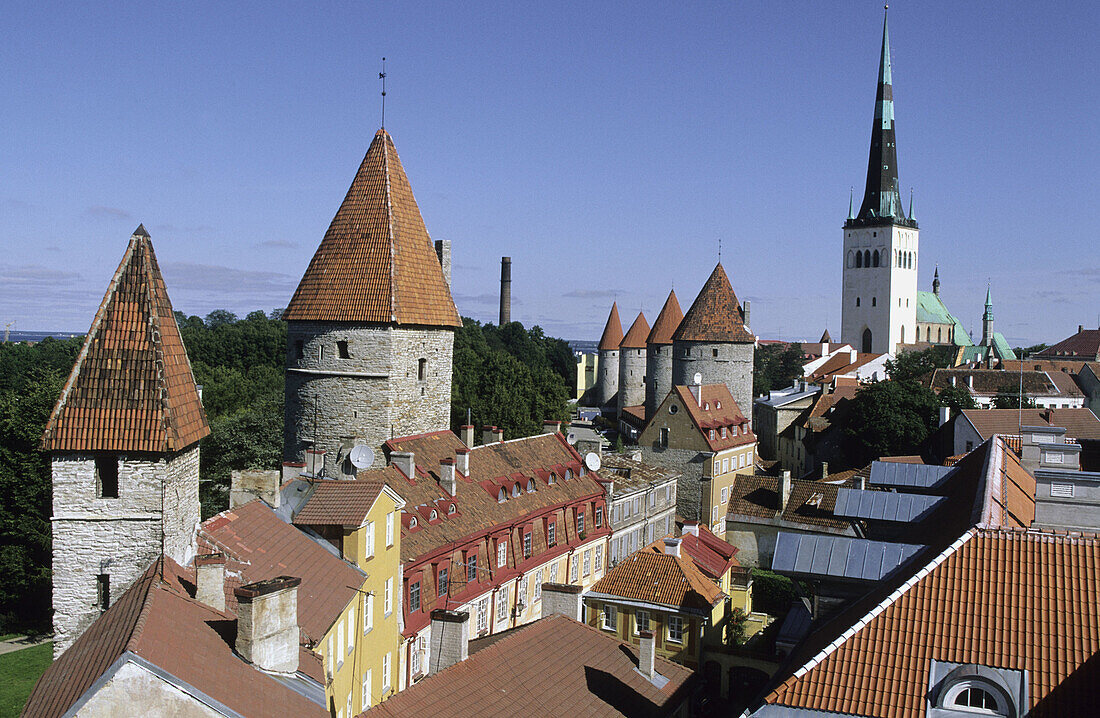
749, 568, 808, 616
753, 343, 804, 396
938, 383, 978, 412
992, 385, 1036, 409
842, 380, 940, 464
884, 346, 953, 383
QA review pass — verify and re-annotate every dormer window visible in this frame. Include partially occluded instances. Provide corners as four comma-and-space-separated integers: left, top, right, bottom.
946, 685, 1002, 713
549, 472, 556, 485
720, 427, 727, 438
409, 516, 417, 528
716, 401, 721, 409
429, 509, 438, 520
497, 488, 506, 503
527, 479, 535, 493
930, 661, 1020, 718
447, 503, 456, 514
709, 429, 716, 440
565, 469, 573, 481
512, 483, 521, 497
704, 402, 709, 410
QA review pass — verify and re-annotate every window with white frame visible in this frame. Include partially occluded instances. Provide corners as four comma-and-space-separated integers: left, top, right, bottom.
595, 545, 603, 572
364, 521, 375, 558
496, 589, 508, 621
570, 556, 579, 582
583, 549, 592, 576
364, 592, 373, 633
632, 496, 640, 514
361, 669, 372, 710
648, 492, 656, 508
523, 531, 532, 557
337, 619, 345, 667
647, 523, 654, 543
409, 580, 421, 612
411, 639, 422, 675
595, 507, 603, 527
746, 449, 753, 464
384, 578, 393, 615
348, 605, 356, 652
535, 569, 543, 601
327, 634, 334, 676
721, 458, 729, 473
497, 540, 507, 567
522, 575, 530, 606
578, 511, 585, 535
739, 453, 746, 468
550, 562, 558, 582
386, 512, 394, 546
712, 505, 719, 523
548, 522, 557, 546
668, 615, 685, 643
467, 553, 477, 583
721, 486, 728, 505
943, 682, 1005, 714
635, 609, 649, 634
438, 566, 449, 596
382, 652, 391, 691
476, 597, 488, 632
602, 604, 617, 630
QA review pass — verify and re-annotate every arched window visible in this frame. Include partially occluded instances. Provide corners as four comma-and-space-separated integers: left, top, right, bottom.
856, 252, 863, 268
872, 250, 880, 267
565, 469, 574, 481
864, 250, 871, 267
512, 483, 521, 497
429, 509, 438, 520
549, 472, 556, 484
409, 516, 417, 528
527, 479, 535, 493
943, 681, 1009, 715
862, 328, 873, 353
447, 503, 456, 514
847, 250, 854, 268
938, 327, 943, 343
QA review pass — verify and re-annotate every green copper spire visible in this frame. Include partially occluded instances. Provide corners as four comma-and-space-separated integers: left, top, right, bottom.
848, 6, 914, 229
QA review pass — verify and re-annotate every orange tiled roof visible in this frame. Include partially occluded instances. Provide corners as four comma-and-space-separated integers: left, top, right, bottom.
597, 302, 624, 351
41, 227, 209, 453
672, 263, 754, 343
283, 129, 460, 327
961, 407, 1100, 441
591, 548, 724, 612
293, 478, 385, 526
763, 528, 1100, 717
646, 290, 683, 345
22, 556, 324, 718
672, 384, 755, 452
643, 524, 738, 582
619, 311, 650, 349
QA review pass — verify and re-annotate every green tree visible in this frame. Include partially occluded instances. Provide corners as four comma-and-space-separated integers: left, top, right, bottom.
753, 343, 804, 396
843, 380, 940, 464
200, 398, 284, 518
992, 385, 1035, 409
885, 346, 953, 383
938, 383, 978, 413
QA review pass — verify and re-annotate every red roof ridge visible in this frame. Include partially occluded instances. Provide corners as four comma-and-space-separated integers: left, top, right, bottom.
620, 311, 650, 349
598, 303, 624, 351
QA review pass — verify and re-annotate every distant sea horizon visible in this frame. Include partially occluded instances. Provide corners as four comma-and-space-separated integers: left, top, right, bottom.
3, 330, 85, 343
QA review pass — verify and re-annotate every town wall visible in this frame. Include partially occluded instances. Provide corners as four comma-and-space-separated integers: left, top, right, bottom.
617, 346, 646, 413
596, 348, 619, 407
671, 340, 755, 427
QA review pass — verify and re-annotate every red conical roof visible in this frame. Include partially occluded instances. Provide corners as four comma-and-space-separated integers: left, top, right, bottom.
646, 289, 684, 345
41, 228, 210, 453
284, 129, 461, 327
620, 312, 651, 349
672, 263, 755, 343
598, 303, 624, 351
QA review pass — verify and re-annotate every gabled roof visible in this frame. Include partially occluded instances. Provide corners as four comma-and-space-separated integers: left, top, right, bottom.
727, 475, 850, 532
644, 524, 738, 583
293, 478, 386, 527
646, 290, 683, 345
915, 291, 973, 346
591, 549, 724, 612
672, 263, 755, 343
620, 311, 650, 349
22, 556, 324, 718
1035, 327, 1100, 361
671, 384, 755, 452
41, 228, 209, 453
961, 407, 1100, 441
818, 329, 832, 343
359, 614, 694, 717
805, 350, 883, 382
930, 368, 1078, 397
198, 499, 365, 644
283, 129, 460, 327
598, 302, 624, 351
759, 529, 1100, 718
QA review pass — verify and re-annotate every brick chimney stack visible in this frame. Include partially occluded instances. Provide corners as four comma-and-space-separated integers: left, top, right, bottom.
638, 630, 656, 679
499, 257, 512, 326
234, 576, 301, 674
440, 458, 457, 497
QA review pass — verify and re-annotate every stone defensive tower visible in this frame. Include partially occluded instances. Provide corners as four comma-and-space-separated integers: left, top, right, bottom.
596, 303, 623, 408
672, 263, 756, 424
841, 6, 919, 354
41, 225, 210, 657
283, 129, 461, 476
645, 289, 683, 418
617, 311, 649, 416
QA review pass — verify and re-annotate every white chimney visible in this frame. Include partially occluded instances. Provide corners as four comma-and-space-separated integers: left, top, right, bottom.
281, 461, 305, 484
681, 521, 699, 537
638, 630, 656, 679
195, 553, 226, 612
938, 406, 951, 427
663, 537, 681, 558
459, 425, 475, 447
440, 458, 457, 497
849, 348, 858, 363
779, 470, 792, 512
234, 576, 300, 674
428, 609, 469, 675
455, 447, 470, 476
305, 449, 326, 477
689, 382, 702, 407
392, 451, 415, 479
967, 375, 974, 389
540, 582, 583, 622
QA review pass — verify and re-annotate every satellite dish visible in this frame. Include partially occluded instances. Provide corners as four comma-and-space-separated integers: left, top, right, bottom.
585, 452, 601, 472
566, 432, 578, 445
693, 372, 703, 385
349, 445, 375, 470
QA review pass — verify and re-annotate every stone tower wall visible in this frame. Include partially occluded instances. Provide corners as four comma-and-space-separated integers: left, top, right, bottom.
645, 344, 674, 418
672, 340, 755, 426
617, 346, 647, 413
284, 322, 453, 475
50, 445, 200, 657
596, 349, 619, 407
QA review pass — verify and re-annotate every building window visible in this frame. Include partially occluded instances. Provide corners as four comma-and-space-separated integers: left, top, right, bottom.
548, 522, 557, 546
496, 589, 508, 621
943, 682, 1006, 714
327, 634, 334, 676
497, 540, 507, 567
721, 458, 729, 474
361, 669, 372, 710
409, 581, 421, 612
337, 340, 350, 359
595, 507, 603, 527
386, 512, 394, 546
418, 358, 427, 381
96, 574, 110, 611
583, 549, 592, 576
346, 693, 353, 718
595, 545, 603, 572
527, 479, 535, 493
319, 344, 326, 361
337, 619, 345, 667
872, 297, 877, 307
856, 297, 861, 307
577, 512, 585, 535
632, 496, 640, 514
95, 456, 118, 498
438, 567, 449, 596
660, 427, 669, 447
550, 562, 559, 582
467, 553, 477, 583
709, 429, 716, 440
565, 468, 573, 481
712, 348, 719, 357
721, 486, 728, 505
511, 483, 521, 497
668, 615, 685, 644
382, 652, 391, 691
409, 516, 417, 529
476, 598, 488, 632
364, 592, 373, 633
364, 521, 375, 558
635, 610, 649, 634
570, 556, 579, 582
523, 532, 532, 557
720, 426, 727, 439
535, 570, 543, 601
384, 578, 393, 615
498, 488, 506, 503
602, 604, 617, 630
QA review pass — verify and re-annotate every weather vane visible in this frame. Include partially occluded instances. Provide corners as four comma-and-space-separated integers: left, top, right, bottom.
379, 57, 387, 129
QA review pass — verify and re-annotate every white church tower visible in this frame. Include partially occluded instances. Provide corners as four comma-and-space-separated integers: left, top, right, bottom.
841, 7, 919, 354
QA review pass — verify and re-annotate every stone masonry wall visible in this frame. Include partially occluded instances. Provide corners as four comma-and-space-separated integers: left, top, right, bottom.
617, 346, 646, 413
645, 344, 674, 418
163, 445, 200, 565
672, 340, 755, 427
285, 322, 453, 475
597, 349, 619, 407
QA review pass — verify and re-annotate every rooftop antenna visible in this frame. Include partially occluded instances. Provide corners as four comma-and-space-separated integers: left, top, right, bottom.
379, 57, 387, 129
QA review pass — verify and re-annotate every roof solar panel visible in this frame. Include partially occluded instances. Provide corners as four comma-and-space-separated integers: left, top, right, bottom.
772, 532, 923, 582
834, 488, 947, 523
869, 461, 955, 489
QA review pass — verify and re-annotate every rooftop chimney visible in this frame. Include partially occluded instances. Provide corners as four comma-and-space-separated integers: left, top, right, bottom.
499, 257, 512, 326
742, 300, 751, 331
542, 420, 562, 435
688, 382, 702, 407
849, 348, 858, 363
429, 609, 469, 675
440, 458, 457, 497
304, 449, 326, 477
281, 461, 306, 484
938, 406, 951, 427
230, 469, 282, 510
540, 582, 583, 622
819, 461, 829, 480
663, 537, 682, 557
1080, 325, 1085, 334
435, 239, 452, 288
455, 447, 470, 476
391, 451, 415, 479
234, 576, 301, 674
482, 425, 503, 444
779, 470, 792, 512
967, 375, 974, 389
638, 630, 656, 679
459, 424, 475, 447
195, 553, 226, 612
681, 520, 700, 537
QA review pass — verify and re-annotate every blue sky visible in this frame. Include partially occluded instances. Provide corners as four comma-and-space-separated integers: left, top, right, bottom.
3, 2, 1097, 346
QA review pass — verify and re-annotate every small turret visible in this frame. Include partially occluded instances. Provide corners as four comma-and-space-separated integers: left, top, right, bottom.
932, 266, 940, 296
982, 286, 994, 348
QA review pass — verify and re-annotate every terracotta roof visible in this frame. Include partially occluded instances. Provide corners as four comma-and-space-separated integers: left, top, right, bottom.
806, 351, 883, 381
360, 614, 694, 717
620, 404, 647, 427
590, 549, 724, 612
646, 290, 683, 345
198, 499, 364, 645
804, 381, 859, 424
672, 263, 754, 343
379, 431, 604, 563
1001, 358, 1092, 375
961, 408, 1100, 441
41, 228, 209, 453
671, 384, 755, 452
930, 368, 1081, 397
727, 475, 850, 531
293, 478, 385, 526
620, 311, 650, 349
283, 129, 460, 327
762, 528, 1100, 718
22, 556, 323, 718
598, 302, 624, 351
1034, 327, 1100, 360
646, 523, 738, 582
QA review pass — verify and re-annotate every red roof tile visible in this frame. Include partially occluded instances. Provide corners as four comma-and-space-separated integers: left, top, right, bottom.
293, 478, 385, 526
1034, 327, 1100, 361
672, 263, 754, 343
598, 303, 624, 351
727, 475, 850, 531
672, 384, 755, 452
283, 129, 460, 327
961, 408, 1100, 441
619, 311, 650, 349
41, 228, 209, 453
643, 524, 739, 583
591, 549, 723, 612
646, 290, 683, 345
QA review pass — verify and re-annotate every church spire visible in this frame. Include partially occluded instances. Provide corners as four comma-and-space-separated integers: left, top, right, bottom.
849, 6, 914, 228
932, 265, 940, 295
